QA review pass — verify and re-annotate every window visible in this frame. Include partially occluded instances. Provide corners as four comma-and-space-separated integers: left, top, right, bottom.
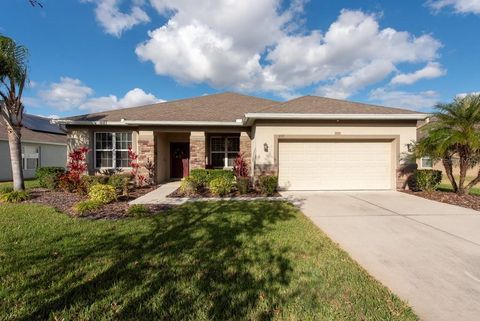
95, 132, 132, 168
22, 146, 39, 170
421, 157, 433, 168
210, 136, 240, 168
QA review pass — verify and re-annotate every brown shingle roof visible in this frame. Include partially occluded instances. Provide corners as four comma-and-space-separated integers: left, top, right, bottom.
69, 92, 278, 122
256, 95, 422, 114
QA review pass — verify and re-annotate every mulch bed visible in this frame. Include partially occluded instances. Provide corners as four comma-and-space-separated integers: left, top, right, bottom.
25, 186, 170, 219
167, 187, 281, 198
403, 190, 480, 212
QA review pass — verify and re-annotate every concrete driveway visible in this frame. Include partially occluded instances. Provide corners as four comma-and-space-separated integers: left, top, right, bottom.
281, 191, 480, 321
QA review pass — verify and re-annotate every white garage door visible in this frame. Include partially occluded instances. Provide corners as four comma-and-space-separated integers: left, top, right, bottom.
278, 140, 393, 190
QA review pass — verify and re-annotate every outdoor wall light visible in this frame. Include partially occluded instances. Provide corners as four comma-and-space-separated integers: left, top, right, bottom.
264, 143, 269, 152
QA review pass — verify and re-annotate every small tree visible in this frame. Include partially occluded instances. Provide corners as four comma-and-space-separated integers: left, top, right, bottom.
59, 147, 89, 192
128, 147, 146, 187
413, 94, 480, 195
233, 152, 249, 178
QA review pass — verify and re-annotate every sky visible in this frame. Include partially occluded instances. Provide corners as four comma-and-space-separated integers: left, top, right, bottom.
2, 0, 480, 118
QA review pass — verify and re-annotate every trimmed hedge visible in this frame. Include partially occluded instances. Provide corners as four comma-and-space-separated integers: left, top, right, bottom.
88, 184, 117, 204
258, 175, 278, 196
190, 169, 235, 187
413, 169, 442, 192
35, 167, 66, 189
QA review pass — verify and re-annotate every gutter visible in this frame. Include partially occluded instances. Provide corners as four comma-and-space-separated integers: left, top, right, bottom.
51, 119, 245, 127
243, 113, 429, 126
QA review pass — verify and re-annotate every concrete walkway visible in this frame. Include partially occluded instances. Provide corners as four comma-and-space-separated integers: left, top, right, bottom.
280, 191, 480, 321
130, 181, 288, 205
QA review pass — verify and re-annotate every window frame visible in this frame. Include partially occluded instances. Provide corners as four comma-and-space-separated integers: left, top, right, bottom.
22, 145, 40, 171
210, 136, 240, 169
94, 131, 133, 169
421, 156, 433, 169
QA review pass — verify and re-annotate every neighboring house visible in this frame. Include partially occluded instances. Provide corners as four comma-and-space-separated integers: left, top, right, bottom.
416, 118, 479, 178
0, 114, 67, 181
57, 92, 426, 191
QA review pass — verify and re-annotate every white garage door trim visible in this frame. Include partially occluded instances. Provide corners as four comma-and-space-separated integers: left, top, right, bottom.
277, 137, 397, 191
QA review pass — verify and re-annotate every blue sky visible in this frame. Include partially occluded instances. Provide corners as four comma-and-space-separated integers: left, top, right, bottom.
2, 0, 480, 117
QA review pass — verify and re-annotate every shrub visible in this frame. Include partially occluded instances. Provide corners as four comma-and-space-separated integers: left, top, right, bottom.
414, 169, 442, 192
108, 174, 131, 195
127, 204, 150, 217
209, 176, 234, 196
236, 177, 250, 195
60, 146, 89, 193
180, 176, 198, 196
0, 186, 14, 194
258, 175, 278, 196
88, 184, 117, 204
35, 167, 65, 189
233, 153, 249, 178
73, 200, 102, 216
0, 190, 29, 203
75, 175, 109, 195
190, 169, 235, 187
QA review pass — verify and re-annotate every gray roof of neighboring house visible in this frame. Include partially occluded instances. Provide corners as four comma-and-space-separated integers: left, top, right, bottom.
68, 92, 278, 122
258, 95, 422, 114
0, 114, 67, 145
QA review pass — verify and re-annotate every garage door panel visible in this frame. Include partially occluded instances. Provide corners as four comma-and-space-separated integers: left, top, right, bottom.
278, 141, 393, 190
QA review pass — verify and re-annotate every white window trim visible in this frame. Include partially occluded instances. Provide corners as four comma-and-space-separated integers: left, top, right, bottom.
22, 146, 40, 171
210, 136, 240, 169
420, 156, 433, 169
94, 132, 133, 169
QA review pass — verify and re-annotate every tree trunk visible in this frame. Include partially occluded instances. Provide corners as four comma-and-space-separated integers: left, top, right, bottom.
442, 157, 458, 193
465, 168, 480, 195
7, 125, 25, 191
457, 148, 469, 195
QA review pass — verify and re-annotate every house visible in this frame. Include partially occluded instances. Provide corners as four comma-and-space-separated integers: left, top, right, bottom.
0, 114, 67, 181
56, 92, 427, 191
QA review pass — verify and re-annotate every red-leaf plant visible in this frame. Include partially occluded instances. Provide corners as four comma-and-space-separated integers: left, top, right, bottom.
233, 152, 249, 178
60, 146, 89, 192
128, 147, 147, 187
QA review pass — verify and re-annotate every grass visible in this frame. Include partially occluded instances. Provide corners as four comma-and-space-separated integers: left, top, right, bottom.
438, 176, 480, 195
0, 179, 40, 190
0, 202, 418, 321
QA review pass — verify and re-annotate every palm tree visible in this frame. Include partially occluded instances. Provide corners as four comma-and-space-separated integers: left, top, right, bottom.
414, 94, 480, 195
0, 36, 29, 191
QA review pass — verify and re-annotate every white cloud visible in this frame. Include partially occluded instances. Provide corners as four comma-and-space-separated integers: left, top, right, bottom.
456, 91, 480, 98
82, 0, 150, 37
369, 88, 439, 110
390, 62, 446, 85
33, 77, 164, 112
427, 0, 480, 14
136, 5, 442, 98
38, 77, 94, 110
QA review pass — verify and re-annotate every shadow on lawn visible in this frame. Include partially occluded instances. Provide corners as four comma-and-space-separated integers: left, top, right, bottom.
17, 201, 297, 320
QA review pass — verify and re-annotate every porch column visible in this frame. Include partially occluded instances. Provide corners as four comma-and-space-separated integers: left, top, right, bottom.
137, 131, 157, 183
190, 131, 206, 170
239, 131, 252, 175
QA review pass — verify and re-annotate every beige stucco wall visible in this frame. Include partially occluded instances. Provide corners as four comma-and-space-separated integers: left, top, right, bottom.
251, 120, 418, 175
0, 140, 67, 181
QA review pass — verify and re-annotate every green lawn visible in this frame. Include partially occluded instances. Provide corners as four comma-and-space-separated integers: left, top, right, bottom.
0, 202, 417, 321
0, 179, 40, 190
438, 176, 480, 195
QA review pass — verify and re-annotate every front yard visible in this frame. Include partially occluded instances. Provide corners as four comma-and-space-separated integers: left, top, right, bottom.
0, 201, 417, 321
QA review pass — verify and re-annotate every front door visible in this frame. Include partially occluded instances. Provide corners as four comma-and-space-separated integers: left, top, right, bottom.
170, 143, 190, 179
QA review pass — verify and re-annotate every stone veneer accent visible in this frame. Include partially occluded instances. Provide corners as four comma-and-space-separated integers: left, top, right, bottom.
239, 131, 252, 175
137, 131, 156, 182
190, 131, 206, 170
67, 128, 92, 173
